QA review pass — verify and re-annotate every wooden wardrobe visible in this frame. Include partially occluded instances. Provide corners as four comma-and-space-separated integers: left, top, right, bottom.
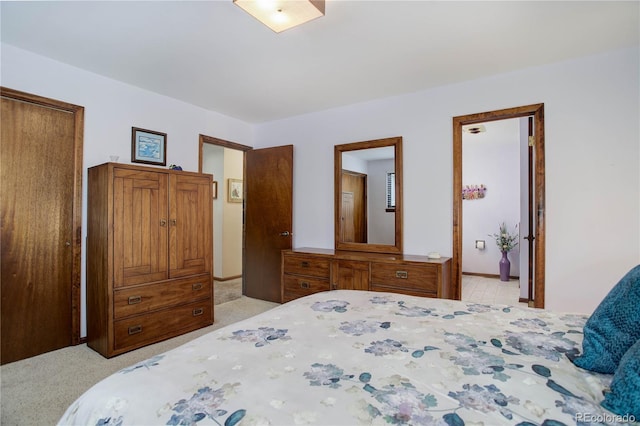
87, 162, 213, 357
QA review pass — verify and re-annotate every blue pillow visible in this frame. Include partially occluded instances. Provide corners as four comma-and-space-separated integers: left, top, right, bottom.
572, 265, 640, 374
601, 338, 640, 418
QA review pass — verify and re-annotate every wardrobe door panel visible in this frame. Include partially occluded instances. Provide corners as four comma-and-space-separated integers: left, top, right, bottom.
113, 169, 168, 287
169, 174, 212, 278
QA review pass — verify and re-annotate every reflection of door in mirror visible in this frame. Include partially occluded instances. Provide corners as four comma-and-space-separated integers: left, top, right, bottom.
341, 171, 367, 243
341, 192, 355, 242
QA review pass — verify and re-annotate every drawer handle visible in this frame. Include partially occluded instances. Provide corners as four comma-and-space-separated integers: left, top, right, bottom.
192, 282, 203, 291
193, 308, 204, 316
396, 271, 409, 279
300, 261, 310, 267
128, 325, 142, 335
300, 281, 310, 289
128, 295, 142, 305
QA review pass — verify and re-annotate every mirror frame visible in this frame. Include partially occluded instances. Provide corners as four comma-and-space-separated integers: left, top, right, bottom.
334, 136, 403, 254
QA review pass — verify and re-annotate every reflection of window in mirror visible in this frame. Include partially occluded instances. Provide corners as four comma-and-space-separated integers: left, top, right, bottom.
386, 172, 395, 212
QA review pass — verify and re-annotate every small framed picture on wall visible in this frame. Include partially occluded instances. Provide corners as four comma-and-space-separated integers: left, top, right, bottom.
131, 127, 167, 166
228, 179, 243, 203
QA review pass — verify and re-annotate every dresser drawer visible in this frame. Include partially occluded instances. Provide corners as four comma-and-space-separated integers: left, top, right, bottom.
114, 274, 211, 319
282, 275, 330, 302
283, 255, 330, 278
370, 262, 438, 294
114, 299, 212, 351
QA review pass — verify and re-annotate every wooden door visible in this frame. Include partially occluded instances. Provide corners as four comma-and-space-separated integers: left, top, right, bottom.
244, 145, 293, 303
1, 88, 83, 364
524, 116, 535, 306
113, 168, 168, 287
341, 171, 367, 242
169, 173, 212, 278
341, 192, 355, 242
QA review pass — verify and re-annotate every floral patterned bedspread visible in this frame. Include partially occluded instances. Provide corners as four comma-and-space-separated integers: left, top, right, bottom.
59, 290, 621, 426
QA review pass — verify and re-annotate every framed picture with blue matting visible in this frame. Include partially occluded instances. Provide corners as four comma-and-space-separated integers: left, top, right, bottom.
131, 127, 166, 166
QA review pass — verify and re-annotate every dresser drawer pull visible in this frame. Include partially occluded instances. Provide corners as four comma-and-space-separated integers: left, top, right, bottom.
300, 261, 310, 267
193, 308, 204, 316
128, 325, 142, 335
300, 281, 310, 289
128, 295, 142, 305
396, 271, 409, 279
192, 282, 203, 291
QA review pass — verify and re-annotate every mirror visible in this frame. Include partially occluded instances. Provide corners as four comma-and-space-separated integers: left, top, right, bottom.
335, 136, 403, 254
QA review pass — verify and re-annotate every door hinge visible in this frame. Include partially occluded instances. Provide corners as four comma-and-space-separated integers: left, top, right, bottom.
528, 136, 535, 147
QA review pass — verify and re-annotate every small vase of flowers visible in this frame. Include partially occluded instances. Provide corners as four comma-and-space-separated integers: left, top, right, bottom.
490, 222, 518, 281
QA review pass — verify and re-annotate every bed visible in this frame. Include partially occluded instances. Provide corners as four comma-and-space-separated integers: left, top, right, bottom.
59, 290, 630, 425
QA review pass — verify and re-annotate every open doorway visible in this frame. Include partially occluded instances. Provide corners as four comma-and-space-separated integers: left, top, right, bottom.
199, 136, 293, 304
200, 135, 251, 304
460, 118, 526, 306
452, 104, 546, 309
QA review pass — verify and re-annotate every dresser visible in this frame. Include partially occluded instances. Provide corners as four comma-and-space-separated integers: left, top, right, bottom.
281, 248, 451, 302
87, 163, 213, 357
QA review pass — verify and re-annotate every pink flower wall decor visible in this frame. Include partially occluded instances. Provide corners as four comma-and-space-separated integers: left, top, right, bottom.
462, 184, 486, 200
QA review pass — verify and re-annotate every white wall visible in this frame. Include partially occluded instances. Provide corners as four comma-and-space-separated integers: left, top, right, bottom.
1, 43, 254, 337
253, 47, 640, 315
2, 42, 638, 321
462, 119, 521, 278
342, 153, 367, 173
202, 144, 225, 277
222, 148, 243, 277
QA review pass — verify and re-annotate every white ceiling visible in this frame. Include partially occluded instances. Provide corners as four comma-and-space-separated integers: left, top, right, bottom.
1, 1, 638, 124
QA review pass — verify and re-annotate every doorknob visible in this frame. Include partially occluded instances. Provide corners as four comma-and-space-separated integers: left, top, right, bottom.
280, 231, 292, 237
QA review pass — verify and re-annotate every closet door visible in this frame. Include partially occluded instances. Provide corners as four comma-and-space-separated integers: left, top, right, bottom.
1, 88, 83, 364
169, 174, 212, 278
113, 168, 169, 287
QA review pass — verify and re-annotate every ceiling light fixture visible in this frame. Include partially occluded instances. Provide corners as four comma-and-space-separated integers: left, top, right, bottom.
462, 124, 486, 134
233, 0, 325, 33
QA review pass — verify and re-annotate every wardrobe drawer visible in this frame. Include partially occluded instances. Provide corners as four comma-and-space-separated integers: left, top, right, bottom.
114, 299, 212, 351
370, 262, 438, 293
282, 275, 330, 302
283, 255, 330, 278
114, 274, 211, 319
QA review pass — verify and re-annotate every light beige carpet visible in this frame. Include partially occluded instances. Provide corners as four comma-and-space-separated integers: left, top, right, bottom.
0, 296, 278, 426
214, 278, 243, 304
